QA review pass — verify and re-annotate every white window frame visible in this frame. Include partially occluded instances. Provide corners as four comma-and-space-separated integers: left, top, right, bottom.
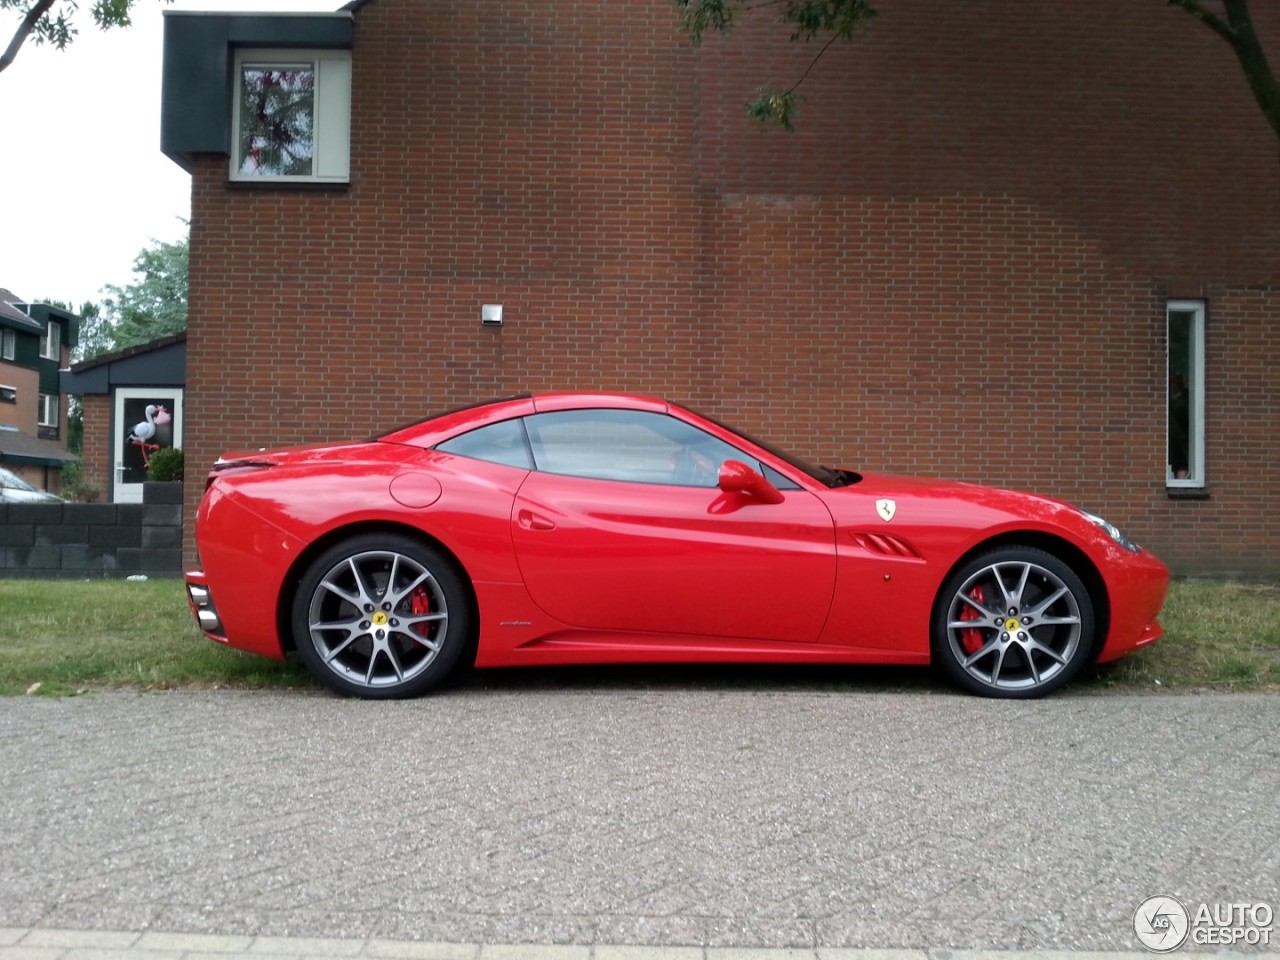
39, 321, 60, 361
38, 392, 58, 429
230, 48, 351, 184
1167, 299, 1205, 489
1, 328, 14, 361
0, 384, 15, 404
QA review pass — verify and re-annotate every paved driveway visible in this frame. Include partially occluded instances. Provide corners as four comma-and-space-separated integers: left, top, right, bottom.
1, 687, 1276, 950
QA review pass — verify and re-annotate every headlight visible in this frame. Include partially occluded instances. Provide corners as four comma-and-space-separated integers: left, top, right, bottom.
1081, 511, 1140, 553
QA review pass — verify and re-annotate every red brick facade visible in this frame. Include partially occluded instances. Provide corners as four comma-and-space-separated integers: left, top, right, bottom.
183, 0, 1280, 574
80, 394, 111, 500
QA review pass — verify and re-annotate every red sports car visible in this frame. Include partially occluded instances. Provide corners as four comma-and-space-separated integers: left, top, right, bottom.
185, 393, 1168, 699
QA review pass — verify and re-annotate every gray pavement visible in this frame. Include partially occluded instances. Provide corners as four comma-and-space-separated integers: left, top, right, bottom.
0, 687, 1277, 957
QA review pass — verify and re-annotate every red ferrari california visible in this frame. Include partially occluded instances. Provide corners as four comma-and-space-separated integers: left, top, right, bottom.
186, 393, 1168, 699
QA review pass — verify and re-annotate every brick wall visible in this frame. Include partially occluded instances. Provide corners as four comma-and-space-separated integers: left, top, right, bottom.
182, 0, 1280, 575
0, 364, 39, 434
80, 394, 111, 499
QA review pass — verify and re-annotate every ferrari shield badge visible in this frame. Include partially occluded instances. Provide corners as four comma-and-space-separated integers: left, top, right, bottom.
876, 498, 897, 522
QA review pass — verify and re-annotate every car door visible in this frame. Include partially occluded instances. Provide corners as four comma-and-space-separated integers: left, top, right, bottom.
510, 408, 837, 643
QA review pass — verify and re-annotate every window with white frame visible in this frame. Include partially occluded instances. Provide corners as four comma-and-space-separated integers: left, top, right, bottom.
231, 49, 351, 183
1, 328, 14, 361
39, 321, 60, 361
1167, 300, 1205, 488
38, 393, 58, 429
0, 385, 15, 404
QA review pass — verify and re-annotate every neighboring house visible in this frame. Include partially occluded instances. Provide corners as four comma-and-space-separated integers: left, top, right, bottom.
158, 0, 1280, 575
61, 333, 186, 504
0, 289, 78, 492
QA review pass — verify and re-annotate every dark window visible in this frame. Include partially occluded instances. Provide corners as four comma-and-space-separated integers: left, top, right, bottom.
1167, 301, 1204, 487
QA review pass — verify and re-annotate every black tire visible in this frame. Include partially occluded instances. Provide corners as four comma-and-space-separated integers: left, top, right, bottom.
291, 533, 471, 699
932, 545, 1095, 699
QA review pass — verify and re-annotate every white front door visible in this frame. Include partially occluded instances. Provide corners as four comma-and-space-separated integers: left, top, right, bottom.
114, 388, 184, 504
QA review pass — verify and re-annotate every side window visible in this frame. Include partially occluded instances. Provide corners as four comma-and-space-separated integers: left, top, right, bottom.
39, 321, 60, 361
1167, 300, 1205, 488
436, 418, 533, 469
524, 409, 748, 487
38, 393, 59, 438
231, 49, 351, 183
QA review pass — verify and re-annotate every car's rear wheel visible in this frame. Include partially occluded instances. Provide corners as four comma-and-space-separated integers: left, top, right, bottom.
292, 534, 470, 699
932, 546, 1095, 698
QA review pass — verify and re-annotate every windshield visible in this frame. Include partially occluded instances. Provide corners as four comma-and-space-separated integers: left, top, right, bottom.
0, 467, 38, 492
682, 406, 858, 488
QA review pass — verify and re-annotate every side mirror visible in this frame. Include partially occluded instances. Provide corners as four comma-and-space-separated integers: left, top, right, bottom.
717, 459, 785, 504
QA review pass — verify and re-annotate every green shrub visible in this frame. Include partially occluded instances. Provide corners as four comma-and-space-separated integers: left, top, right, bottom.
147, 446, 185, 482
57, 459, 103, 502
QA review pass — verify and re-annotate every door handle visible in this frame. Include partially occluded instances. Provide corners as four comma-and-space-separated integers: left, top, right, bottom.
517, 509, 556, 531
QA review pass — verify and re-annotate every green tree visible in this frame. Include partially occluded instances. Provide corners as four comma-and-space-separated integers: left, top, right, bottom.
93, 233, 189, 357
675, 0, 1280, 153
72, 300, 111, 364
1, 0, 168, 74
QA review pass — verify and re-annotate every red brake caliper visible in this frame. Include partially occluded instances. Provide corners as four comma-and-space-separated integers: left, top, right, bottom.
958, 585, 986, 654
410, 587, 432, 642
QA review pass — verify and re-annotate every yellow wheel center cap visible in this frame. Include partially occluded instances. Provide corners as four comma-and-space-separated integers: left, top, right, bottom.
1005, 618, 1021, 632
372, 611, 389, 626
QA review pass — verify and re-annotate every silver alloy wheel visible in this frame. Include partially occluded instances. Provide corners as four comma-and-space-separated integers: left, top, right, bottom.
305, 549, 449, 689
944, 559, 1083, 692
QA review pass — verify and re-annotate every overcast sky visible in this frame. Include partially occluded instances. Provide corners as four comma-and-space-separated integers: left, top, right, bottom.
1, 0, 340, 309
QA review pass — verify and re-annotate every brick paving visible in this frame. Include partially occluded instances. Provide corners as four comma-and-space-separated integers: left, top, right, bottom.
0, 688, 1276, 955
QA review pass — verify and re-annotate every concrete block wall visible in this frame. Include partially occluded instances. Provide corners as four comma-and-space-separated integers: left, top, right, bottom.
0, 482, 184, 579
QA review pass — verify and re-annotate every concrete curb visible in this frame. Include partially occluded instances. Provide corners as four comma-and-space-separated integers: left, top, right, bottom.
7, 929, 1257, 960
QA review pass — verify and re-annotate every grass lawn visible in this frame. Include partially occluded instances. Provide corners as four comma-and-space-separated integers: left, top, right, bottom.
0, 578, 1277, 697
1089, 580, 1280, 691
0, 579, 313, 697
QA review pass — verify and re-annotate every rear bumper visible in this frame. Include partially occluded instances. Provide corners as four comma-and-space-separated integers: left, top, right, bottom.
184, 570, 226, 641
186, 484, 298, 661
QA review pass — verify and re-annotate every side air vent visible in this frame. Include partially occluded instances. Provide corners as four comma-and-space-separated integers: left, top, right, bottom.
848, 531, 924, 561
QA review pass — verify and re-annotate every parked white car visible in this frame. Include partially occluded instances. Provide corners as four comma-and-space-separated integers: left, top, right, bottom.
0, 466, 63, 503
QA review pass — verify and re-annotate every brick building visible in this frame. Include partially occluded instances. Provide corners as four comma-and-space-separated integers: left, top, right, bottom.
0, 289, 77, 492
61, 333, 186, 503
160, 0, 1279, 575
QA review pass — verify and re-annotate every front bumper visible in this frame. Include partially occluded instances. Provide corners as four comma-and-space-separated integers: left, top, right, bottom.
1096, 548, 1170, 663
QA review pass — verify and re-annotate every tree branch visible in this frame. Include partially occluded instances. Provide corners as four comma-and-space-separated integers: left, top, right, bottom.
1171, 0, 1280, 154
1167, 0, 1236, 46
787, 30, 841, 94
0, 0, 58, 74
1220, 0, 1280, 144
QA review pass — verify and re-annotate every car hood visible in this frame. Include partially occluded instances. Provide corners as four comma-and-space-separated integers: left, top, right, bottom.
0, 488, 63, 503
822, 470, 1094, 537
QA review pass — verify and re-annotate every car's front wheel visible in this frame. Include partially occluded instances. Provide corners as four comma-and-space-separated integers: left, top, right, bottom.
291, 534, 470, 699
932, 546, 1095, 698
